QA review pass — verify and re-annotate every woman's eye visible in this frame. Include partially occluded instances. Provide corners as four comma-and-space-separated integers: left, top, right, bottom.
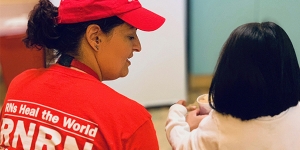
129, 36, 135, 40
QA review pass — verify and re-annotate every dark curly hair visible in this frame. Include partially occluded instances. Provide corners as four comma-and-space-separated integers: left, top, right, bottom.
23, 0, 124, 58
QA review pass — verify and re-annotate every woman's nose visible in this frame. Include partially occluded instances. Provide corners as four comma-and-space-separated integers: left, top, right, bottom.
133, 36, 141, 52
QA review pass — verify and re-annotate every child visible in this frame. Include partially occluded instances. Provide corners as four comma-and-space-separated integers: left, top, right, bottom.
166, 22, 300, 150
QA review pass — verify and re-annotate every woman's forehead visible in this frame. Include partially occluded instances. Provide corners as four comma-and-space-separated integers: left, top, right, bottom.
123, 22, 137, 30
113, 23, 137, 33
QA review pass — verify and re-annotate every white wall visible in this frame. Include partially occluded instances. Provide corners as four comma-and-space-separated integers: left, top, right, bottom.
104, 0, 187, 107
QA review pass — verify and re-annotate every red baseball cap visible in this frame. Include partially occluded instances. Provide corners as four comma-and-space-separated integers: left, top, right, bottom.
56, 0, 165, 31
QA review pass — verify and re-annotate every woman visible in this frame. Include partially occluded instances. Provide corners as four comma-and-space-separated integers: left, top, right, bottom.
166, 22, 300, 149
0, 0, 165, 149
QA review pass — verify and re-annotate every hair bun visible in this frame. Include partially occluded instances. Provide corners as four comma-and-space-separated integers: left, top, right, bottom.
38, 0, 58, 19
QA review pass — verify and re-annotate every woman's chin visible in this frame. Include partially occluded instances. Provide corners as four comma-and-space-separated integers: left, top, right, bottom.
120, 70, 129, 78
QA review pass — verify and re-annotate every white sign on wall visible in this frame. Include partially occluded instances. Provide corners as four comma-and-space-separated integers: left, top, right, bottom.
104, 0, 187, 107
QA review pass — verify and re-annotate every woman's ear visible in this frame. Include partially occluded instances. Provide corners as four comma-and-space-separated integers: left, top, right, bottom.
85, 24, 102, 51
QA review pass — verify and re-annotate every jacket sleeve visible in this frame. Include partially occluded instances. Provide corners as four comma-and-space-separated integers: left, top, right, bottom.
165, 104, 219, 150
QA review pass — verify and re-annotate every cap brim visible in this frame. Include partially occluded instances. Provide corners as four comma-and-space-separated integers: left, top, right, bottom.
117, 7, 165, 32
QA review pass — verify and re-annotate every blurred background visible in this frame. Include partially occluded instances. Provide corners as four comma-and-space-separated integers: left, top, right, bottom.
0, 0, 300, 149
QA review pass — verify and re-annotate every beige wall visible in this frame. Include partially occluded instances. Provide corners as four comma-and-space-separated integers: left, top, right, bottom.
188, 75, 212, 104
0, 0, 38, 106
0, 0, 37, 36
0, 0, 37, 17
0, 0, 37, 4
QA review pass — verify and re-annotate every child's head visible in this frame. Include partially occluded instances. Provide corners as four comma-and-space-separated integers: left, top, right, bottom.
209, 22, 300, 120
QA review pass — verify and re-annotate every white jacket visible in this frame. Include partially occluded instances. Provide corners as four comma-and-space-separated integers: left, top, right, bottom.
166, 99, 300, 150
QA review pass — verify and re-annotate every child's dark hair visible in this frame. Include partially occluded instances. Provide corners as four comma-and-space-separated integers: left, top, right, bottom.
23, 0, 124, 58
209, 22, 300, 120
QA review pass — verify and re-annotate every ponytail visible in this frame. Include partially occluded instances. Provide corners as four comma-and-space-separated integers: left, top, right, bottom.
23, 0, 58, 50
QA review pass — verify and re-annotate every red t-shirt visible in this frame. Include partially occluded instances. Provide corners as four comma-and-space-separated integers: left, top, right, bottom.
0, 64, 159, 150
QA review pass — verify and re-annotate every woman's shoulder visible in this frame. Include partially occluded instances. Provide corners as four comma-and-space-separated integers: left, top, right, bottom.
81, 78, 151, 121
8, 68, 45, 86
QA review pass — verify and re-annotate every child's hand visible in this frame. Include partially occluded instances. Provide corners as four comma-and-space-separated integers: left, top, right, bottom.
186, 109, 208, 131
176, 100, 186, 106
186, 105, 197, 112
175, 100, 208, 130
176, 100, 197, 111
